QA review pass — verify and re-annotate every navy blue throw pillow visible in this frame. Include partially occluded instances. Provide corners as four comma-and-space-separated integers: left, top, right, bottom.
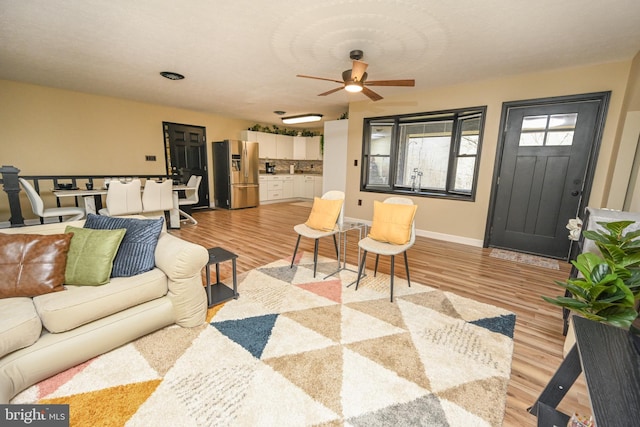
84, 214, 164, 277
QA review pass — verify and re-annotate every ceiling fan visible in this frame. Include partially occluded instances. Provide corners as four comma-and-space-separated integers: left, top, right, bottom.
297, 50, 415, 101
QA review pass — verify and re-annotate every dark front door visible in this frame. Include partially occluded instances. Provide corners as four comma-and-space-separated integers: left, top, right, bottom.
487, 93, 609, 259
163, 122, 209, 209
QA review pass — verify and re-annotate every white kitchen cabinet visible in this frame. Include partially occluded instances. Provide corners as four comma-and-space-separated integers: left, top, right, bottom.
259, 175, 268, 202
276, 135, 293, 159
306, 136, 322, 160
293, 175, 305, 197
314, 176, 323, 197
293, 136, 306, 160
282, 175, 294, 199
303, 175, 315, 199
267, 176, 283, 200
241, 130, 277, 159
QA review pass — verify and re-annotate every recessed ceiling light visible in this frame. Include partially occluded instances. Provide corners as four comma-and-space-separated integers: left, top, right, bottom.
273, 110, 286, 115
160, 71, 185, 80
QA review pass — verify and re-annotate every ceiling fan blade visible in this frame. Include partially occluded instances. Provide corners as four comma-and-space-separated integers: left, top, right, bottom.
297, 74, 343, 84
365, 79, 415, 87
362, 87, 383, 101
351, 60, 368, 82
318, 86, 344, 96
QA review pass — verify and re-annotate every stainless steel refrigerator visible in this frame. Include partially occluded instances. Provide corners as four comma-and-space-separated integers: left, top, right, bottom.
213, 140, 259, 209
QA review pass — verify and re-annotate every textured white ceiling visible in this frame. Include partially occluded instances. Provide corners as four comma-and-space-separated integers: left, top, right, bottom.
1, 0, 639, 127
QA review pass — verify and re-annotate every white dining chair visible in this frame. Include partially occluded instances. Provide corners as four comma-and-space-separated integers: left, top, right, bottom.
354, 197, 417, 302
178, 175, 202, 225
290, 190, 344, 278
98, 179, 143, 216
142, 179, 174, 214
19, 178, 85, 222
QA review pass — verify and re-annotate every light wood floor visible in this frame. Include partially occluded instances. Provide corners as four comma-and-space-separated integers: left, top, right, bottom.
170, 202, 591, 426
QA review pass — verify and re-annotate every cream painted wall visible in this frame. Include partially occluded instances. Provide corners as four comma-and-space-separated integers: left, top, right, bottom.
0, 79, 253, 220
346, 61, 632, 245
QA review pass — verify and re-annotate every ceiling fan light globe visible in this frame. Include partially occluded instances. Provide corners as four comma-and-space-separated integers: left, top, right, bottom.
345, 82, 363, 93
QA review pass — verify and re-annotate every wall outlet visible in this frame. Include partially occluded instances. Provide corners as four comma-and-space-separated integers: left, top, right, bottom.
358, 199, 362, 206
145, 155, 156, 161
354, 159, 358, 166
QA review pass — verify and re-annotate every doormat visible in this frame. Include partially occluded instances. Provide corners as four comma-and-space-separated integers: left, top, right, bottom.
489, 248, 560, 270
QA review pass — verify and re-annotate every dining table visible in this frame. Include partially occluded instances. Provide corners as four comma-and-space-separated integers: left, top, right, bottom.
53, 184, 188, 229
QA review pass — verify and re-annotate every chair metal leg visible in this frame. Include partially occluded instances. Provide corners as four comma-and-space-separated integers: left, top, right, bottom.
390, 255, 395, 302
333, 234, 339, 259
404, 251, 411, 287
313, 238, 319, 278
374, 254, 380, 277
291, 235, 301, 268
355, 250, 368, 290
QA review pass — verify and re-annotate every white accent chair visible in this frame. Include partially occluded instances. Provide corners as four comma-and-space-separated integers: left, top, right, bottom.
178, 175, 202, 225
142, 179, 174, 215
19, 178, 85, 222
98, 179, 143, 216
354, 197, 416, 302
290, 190, 345, 278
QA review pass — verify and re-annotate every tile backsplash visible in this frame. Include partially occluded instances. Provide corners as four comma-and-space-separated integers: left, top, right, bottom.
259, 159, 323, 174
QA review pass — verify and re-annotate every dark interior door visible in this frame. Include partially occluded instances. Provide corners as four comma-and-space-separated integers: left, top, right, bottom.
163, 122, 209, 209
488, 94, 609, 259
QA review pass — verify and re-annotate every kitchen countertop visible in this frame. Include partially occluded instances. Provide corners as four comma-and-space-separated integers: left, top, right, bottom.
259, 172, 322, 175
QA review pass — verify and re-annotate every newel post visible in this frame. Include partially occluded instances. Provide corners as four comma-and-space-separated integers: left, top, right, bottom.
1, 165, 25, 226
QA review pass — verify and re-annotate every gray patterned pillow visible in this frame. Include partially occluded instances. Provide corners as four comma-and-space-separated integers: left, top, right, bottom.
84, 214, 163, 277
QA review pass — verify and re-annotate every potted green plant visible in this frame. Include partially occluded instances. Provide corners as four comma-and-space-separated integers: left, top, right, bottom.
543, 220, 640, 352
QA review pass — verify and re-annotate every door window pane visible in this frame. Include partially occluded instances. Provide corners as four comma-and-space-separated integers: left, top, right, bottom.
520, 113, 577, 146
522, 115, 548, 130
519, 132, 545, 146
549, 113, 577, 129
546, 131, 575, 146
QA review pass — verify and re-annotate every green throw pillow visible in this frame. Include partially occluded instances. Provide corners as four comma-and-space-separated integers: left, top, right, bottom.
64, 226, 126, 285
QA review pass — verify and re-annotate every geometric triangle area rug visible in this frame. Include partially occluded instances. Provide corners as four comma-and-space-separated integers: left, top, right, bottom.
12, 254, 516, 427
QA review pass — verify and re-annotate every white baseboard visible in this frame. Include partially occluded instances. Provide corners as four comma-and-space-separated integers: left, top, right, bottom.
344, 216, 483, 248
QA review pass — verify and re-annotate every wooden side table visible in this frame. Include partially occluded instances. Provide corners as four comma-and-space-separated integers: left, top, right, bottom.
205, 247, 239, 308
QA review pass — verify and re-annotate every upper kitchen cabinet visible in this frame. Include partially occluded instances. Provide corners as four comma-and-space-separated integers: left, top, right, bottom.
293, 135, 322, 160
293, 136, 306, 160
275, 135, 293, 159
241, 130, 276, 159
306, 136, 322, 160
241, 131, 321, 160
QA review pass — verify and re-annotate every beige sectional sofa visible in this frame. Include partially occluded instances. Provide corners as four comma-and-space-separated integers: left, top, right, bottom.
0, 218, 209, 403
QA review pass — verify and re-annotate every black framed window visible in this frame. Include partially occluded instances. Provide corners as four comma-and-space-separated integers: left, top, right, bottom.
361, 106, 486, 200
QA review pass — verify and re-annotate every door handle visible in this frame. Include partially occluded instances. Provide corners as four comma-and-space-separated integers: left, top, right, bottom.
571, 190, 580, 196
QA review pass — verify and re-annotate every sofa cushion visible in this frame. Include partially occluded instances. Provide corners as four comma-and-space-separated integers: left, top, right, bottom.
64, 226, 126, 286
0, 233, 72, 298
0, 297, 42, 358
83, 214, 164, 278
33, 268, 168, 333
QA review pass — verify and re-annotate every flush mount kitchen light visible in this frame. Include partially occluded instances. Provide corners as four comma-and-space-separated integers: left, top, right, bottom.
281, 114, 323, 124
160, 71, 185, 80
